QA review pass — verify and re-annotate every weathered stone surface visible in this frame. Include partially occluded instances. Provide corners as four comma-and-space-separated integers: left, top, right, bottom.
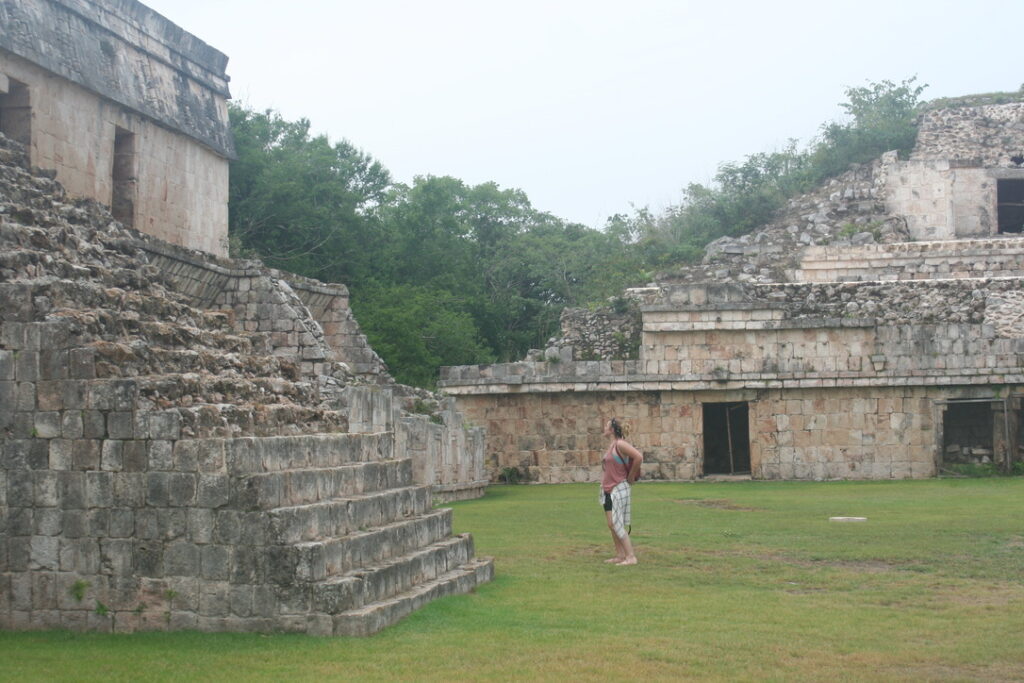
0, 65, 491, 634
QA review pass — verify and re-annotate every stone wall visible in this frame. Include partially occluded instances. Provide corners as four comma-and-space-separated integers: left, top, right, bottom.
0, 0, 233, 256
0, 0, 234, 157
655, 159, 904, 287
449, 385, 979, 483
794, 237, 1024, 282
397, 398, 488, 503
912, 103, 1024, 165
881, 160, 1003, 240
882, 104, 1024, 240
534, 300, 642, 362
135, 238, 391, 386
442, 277, 1024, 482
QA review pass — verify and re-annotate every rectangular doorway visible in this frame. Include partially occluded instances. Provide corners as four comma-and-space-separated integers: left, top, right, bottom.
942, 401, 994, 465
0, 76, 31, 147
111, 126, 136, 228
702, 402, 750, 475
997, 179, 1024, 234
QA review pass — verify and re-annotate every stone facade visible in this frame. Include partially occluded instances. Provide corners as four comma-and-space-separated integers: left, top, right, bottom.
0, 129, 491, 634
884, 103, 1024, 240
0, 0, 233, 255
442, 102, 1024, 483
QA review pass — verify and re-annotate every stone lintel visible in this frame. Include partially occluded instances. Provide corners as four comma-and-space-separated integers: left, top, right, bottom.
439, 371, 1024, 395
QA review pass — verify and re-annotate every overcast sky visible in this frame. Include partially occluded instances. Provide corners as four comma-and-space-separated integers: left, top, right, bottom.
144, 0, 1024, 229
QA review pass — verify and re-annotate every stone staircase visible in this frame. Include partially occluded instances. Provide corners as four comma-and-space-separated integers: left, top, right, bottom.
0, 132, 492, 635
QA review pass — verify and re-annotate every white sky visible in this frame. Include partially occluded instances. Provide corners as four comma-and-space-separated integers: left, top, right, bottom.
145, 0, 1024, 229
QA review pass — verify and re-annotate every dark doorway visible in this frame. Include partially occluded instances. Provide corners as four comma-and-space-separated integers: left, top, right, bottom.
942, 401, 994, 465
0, 77, 31, 147
702, 402, 750, 474
111, 126, 136, 228
997, 179, 1024, 234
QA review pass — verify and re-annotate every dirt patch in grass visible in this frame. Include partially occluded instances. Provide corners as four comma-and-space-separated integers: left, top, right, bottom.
929, 581, 1024, 608
879, 661, 1024, 682
813, 559, 905, 573
674, 498, 760, 511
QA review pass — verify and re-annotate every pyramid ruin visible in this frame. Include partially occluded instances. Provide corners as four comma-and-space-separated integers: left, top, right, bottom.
442, 100, 1024, 483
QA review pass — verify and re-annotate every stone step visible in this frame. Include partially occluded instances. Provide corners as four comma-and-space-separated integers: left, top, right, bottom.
307, 534, 476, 616
233, 459, 413, 510
135, 373, 317, 408
167, 403, 351, 440
330, 555, 494, 636
0, 280, 199, 325
89, 344, 291, 381
220, 432, 391, 475
265, 486, 431, 544
266, 508, 453, 582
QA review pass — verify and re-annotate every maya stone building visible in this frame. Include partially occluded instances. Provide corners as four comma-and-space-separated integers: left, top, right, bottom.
441, 99, 1024, 484
0, 0, 491, 635
0, 0, 234, 255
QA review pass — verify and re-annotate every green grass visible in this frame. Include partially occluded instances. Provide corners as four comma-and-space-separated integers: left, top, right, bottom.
2, 479, 1023, 681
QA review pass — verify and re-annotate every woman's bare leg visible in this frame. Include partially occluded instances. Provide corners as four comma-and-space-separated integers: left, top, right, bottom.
605, 511, 626, 562
606, 510, 637, 565
618, 534, 637, 565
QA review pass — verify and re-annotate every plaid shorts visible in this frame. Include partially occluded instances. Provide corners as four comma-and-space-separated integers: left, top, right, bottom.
600, 481, 632, 539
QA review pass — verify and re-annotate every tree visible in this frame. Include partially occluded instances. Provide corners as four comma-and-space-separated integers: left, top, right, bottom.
227, 104, 392, 283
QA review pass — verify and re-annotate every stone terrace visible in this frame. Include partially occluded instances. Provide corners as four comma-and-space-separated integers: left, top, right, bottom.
0, 133, 492, 634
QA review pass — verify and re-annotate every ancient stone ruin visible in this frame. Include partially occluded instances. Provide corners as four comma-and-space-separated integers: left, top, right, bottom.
0, 128, 492, 634
0, 0, 234, 255
0, 0, 492, 635
442, 100, 1024, 484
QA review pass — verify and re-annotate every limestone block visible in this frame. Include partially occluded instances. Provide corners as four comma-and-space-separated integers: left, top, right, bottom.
82, 411, 106, 439
61, 411, 84, 439
100, 440, 123, 471
15, 352, 39, 382
34, 509, 62, 536
33, 471, 59, 507
15, 385, 35, 411
108, 509, 135, 538
164, 542, 201, 577
148, 441, 173, 471
29, 536, 59, 570
121, 441, 147, 472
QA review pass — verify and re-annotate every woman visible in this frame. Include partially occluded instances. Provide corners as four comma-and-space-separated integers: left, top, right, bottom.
600, 417, 643, 565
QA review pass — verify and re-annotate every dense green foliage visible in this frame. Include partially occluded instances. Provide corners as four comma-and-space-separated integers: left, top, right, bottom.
618, 77, 928, 267
227, 78, 926, 386
3, 480, 1022, 680
227, 106, 641, 386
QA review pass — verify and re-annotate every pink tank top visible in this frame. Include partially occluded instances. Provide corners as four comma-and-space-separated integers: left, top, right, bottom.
601, 441, 630, 493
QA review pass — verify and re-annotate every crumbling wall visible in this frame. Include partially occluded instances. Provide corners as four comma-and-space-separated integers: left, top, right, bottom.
794, 237, 1024, 282
533, 300, 642, 362
658, 159, 905, 286
912, 103, 1024, 164
882, 104, 1024, 240
130, 238, 391, 392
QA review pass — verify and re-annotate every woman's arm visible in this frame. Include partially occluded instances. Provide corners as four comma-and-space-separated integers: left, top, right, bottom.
618, 440, 644, 482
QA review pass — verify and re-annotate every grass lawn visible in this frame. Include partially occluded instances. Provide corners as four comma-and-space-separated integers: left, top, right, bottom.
2, 479, 1023, 681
